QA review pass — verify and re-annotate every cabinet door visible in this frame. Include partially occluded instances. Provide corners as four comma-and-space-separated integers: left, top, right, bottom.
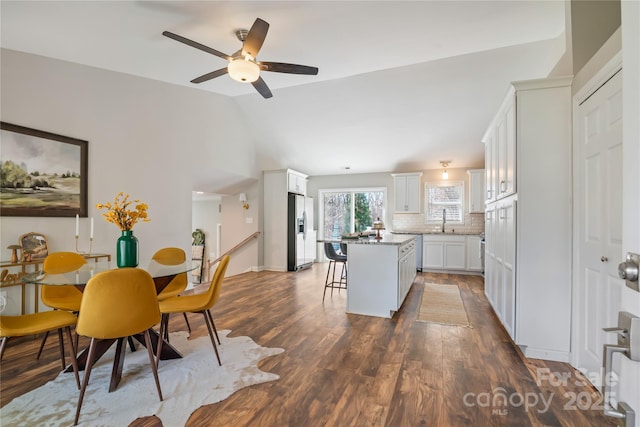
394, 175, 408, 212
503, 99, 516, 197
484, 129, 496, 203
444, 242, 466, 269
405, 174, 420, 212
393, 174, 421, 213
484, 205, 498, 311
496, 96, 516, 199
468, 170, 485, 213
466, 236, 482, 271
423, 241, 444, 269
501, 200, 516, 338
491, 199, 516, 339
287, 173, 306, 195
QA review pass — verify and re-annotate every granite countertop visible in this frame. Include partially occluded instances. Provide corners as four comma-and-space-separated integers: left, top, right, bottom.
391, 230, 482, 236
342, 233, 416, 246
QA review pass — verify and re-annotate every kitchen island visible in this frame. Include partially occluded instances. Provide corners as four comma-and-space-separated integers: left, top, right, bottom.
343, 234, 417, 318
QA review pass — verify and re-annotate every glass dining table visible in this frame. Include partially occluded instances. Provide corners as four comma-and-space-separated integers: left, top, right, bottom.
22, 259, 197, 391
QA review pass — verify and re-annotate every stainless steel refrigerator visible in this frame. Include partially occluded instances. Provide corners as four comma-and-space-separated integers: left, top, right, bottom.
288, 193, 314, 271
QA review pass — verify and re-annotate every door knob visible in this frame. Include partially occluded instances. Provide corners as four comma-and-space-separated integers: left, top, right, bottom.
618, 253, 639, 292
619, 261, 639, 281
601, 256, 608, 262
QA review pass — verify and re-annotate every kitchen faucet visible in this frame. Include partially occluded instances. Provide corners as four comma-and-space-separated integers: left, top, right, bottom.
442, 209, 446, 233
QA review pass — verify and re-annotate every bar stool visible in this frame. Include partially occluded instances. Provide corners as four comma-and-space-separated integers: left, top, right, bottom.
323, 242, 347, 302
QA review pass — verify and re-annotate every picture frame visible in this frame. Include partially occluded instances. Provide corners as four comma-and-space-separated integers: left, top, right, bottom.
19, 232, 49, 261
0, 122, 88, 217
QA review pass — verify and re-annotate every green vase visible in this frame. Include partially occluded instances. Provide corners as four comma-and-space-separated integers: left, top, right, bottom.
116, 230, 139, 268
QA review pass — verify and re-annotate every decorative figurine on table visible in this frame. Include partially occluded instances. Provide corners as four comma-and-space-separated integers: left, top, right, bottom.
7, 245, 21, 263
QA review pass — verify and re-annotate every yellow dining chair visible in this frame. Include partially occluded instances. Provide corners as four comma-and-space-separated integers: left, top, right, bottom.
153, 247, 188, 299
37, 252, 86, 359
0, 310, 80, 388
152, 247, 192, 334
158, 255, 229, 366
74, 268, 163, 426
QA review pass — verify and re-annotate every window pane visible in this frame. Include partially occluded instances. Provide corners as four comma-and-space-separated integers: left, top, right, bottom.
323, 192, 352, 239
425, 182, 463, 222
323, 190, 385, 237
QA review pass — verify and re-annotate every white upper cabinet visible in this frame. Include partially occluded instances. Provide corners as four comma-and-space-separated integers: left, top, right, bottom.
483, 90, 516, 202
392, 172, 422, 213
287, 170, 307, 195
467, 169, 485, 213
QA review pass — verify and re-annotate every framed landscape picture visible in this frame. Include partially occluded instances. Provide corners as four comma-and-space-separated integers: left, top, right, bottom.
0, 122, 88, 217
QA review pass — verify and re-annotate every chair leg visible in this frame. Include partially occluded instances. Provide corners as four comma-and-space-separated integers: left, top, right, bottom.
202, 311, 221, 366
183, 313, 192, 335
143, 329, 163, 401
75, 338, 98, 426
57, 328, 66, 370
36, 330, 49, 360
64, 326, 80, 390
163, 314, 170, 341
156, 314, 168, 367
0, 337, 8, 360
323, 260, 334, 302
206, 309, 220, 345
330, 259, 338, 298
127, 336, 137, 352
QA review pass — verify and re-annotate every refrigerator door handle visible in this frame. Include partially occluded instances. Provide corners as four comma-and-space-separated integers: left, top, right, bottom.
302, 211, 307, 238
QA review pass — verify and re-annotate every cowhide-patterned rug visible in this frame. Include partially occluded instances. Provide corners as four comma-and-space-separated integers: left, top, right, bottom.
0, 330, 283, 426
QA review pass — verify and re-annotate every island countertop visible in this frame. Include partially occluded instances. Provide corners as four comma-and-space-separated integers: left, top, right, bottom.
391, 230, 482, 236
319, 233, 416, 246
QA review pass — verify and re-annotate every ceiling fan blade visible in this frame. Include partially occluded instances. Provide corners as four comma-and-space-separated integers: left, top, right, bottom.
191, 68, 228, 84
242, 18, 269, 58
252, 77, 273, 99
259, 62, 319, 75
163, 31, 231, 61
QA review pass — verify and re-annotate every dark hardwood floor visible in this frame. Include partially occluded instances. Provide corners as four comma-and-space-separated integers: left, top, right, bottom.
1, 265, 615, 426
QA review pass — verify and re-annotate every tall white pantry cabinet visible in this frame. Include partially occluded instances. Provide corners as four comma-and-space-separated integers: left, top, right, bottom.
483, 76, 573, 362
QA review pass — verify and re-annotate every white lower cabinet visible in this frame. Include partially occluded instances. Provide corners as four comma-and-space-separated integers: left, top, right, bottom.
466, 235, 482, 272
422, 234, 482, 273
485, 198, 516, 338
398, 239, 417, 305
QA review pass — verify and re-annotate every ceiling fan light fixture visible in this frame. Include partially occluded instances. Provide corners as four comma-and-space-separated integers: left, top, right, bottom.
228, 58, 260, 83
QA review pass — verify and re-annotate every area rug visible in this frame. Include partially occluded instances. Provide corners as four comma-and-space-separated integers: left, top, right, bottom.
0, 330, 284, 426
417, 283, 471, 327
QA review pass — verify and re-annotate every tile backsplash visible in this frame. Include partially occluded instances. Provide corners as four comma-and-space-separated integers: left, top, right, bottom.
392, 212, 485, 234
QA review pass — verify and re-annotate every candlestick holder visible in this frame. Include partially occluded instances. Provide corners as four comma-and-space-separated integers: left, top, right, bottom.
75, 235, 93, 255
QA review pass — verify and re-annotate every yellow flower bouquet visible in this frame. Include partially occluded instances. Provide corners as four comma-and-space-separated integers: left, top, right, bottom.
96, 192, 150, 231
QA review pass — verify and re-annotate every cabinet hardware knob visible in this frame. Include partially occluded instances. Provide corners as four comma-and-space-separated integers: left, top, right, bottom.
601, 256, 608, 263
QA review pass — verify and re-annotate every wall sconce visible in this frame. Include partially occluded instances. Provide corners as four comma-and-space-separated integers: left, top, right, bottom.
440, 161, 451, 180
239, 193, 249, 210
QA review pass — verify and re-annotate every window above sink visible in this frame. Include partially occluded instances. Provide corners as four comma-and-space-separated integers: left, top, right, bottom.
424, 180, 464, 224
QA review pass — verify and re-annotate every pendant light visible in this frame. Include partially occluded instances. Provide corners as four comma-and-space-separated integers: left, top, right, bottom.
440, 161, 451, 180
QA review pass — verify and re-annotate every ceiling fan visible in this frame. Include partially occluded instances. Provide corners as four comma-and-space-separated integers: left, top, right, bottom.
163, 18, 319, 99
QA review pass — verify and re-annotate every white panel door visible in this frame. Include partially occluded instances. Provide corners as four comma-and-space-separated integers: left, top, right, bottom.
575, 70, 624, 387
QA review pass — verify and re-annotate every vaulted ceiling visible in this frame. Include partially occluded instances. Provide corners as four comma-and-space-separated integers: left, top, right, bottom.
1, 1, 567, 176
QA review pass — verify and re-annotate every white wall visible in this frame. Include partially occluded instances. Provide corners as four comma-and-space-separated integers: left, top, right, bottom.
1, 49, 260, 313
220, 181, 260, 277
191, 197, 221, 282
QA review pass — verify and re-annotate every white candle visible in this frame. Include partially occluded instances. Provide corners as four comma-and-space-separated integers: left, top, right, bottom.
90, 217, 94, 239
75, 214, 79, 237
